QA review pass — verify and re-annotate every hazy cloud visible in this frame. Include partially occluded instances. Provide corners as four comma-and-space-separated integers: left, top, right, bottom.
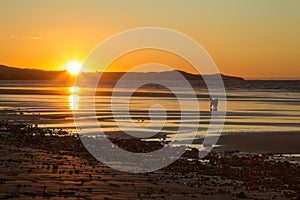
9, 35, 41, 40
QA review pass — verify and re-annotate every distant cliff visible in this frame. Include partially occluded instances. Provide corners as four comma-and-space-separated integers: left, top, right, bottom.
0, 65, 244, 82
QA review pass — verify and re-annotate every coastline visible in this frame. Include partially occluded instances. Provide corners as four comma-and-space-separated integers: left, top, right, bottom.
0, 84, 300, 199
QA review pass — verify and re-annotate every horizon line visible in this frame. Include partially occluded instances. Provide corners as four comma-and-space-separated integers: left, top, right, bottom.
1, 64, 300, 81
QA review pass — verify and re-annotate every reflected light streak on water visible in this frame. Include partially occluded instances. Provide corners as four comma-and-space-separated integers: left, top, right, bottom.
69, 95, 80, 111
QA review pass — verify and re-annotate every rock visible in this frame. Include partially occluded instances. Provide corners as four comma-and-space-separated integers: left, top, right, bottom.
237, 191, 247, 199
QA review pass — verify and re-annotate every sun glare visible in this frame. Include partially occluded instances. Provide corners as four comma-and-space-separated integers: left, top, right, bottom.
69, 86, 80, 93
65, 61, 82, 75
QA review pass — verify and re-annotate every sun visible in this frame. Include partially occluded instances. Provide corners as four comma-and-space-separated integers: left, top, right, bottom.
65, 61, 82, 75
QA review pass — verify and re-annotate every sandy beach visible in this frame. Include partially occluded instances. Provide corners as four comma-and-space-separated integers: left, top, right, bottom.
0, 84, 300, 199
0, 128, 299, 200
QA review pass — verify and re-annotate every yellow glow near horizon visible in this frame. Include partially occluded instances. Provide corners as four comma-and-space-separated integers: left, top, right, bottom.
65, 61, 82, 75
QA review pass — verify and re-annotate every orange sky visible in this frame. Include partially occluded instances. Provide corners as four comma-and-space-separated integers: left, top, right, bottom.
0, 1, 299, 79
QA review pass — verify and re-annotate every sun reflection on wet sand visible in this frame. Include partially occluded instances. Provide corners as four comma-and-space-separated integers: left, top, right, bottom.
69, 86, 80, 93
69, 94, 80, 110
69, 86, 81, 110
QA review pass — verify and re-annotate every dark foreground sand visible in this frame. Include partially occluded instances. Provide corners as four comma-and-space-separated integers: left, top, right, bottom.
0, 130, 299, 200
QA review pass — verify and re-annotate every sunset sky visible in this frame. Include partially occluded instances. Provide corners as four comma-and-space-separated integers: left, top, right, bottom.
0, 0, 299, 79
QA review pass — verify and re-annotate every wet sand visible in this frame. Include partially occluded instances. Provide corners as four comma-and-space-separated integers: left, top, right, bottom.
0, 130, 299, 200
216, 131, 300, 154
1, 85, 300, 199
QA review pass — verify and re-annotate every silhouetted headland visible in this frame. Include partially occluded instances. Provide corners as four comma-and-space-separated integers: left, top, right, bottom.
0, 65, 244, 82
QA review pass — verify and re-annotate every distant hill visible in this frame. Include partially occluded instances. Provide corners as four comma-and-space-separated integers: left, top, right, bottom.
0, 65, 71, 80
0, 65, 244, 82
81, 71, 244, 82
